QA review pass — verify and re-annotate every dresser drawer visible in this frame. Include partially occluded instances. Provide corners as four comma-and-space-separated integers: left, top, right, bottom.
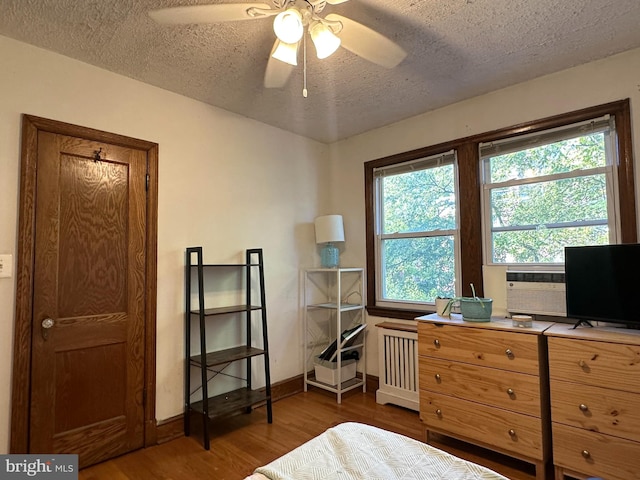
550, 379, 640, 443
419, 357, 541, 417
552, 423, 640, 480
418, 322, 540, 374
548, 336, 640, 393
420, 391, 543, 460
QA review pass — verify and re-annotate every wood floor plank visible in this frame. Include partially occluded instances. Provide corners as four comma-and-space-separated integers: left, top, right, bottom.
79, 388, 536, 480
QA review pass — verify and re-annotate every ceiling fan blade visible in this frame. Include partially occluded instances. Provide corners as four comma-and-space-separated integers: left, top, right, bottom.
149, 3, 273, 24
264, 41, 295, 88
325, 0, 350, 4
325, 13, 406, 68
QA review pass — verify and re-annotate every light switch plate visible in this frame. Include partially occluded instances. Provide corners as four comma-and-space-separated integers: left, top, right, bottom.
0, 254, 13, 278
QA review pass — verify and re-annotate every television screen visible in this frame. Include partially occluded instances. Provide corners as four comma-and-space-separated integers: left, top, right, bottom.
564, 244, 640, 328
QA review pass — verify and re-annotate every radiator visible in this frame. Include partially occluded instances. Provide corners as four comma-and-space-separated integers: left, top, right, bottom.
375, 322, 419, 411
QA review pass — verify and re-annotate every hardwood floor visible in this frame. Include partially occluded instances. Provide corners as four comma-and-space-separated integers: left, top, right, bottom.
79, 388, 536, 480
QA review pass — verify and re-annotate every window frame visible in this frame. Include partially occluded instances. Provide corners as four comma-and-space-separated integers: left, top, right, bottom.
364, 99, 636, 320
373, 151, 461, 310
480, 115, 621, 267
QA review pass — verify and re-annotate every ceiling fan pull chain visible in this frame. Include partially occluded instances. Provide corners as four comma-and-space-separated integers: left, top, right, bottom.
303, 33, 308, 97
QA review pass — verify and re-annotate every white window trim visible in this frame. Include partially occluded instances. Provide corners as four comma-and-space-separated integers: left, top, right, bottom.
480, 115, 620, 268
373, 151, 461, 309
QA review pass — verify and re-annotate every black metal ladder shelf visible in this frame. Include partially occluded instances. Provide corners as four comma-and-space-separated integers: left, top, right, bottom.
184, 247, 273, 450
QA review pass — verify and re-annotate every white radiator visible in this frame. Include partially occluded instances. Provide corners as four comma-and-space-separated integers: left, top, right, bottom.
375, 323, 419, 411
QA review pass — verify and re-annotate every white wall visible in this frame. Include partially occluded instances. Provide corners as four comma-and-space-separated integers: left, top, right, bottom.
0, 35, 329, 453
330, 47, 640, 376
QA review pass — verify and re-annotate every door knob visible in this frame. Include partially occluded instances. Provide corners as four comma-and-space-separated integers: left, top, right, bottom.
41, 317, 54, 340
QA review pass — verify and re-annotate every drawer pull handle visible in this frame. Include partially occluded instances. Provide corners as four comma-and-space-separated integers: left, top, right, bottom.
434, 339, 441, 348
579, 404, 589, 412
505, 348, 513, 357
508, 429, 516, 437
581, 450, 591, 459
434, 373, 441, 382
435, 409, 442, 417
507, 388, 515, 396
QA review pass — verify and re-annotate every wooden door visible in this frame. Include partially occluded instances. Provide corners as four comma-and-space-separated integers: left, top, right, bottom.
11, 116, 158, 468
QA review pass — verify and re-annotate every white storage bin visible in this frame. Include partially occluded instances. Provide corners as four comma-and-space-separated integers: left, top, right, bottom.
314, 357, 356, 386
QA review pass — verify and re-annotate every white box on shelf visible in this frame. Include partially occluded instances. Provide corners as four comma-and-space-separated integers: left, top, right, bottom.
314, 357, 356, 386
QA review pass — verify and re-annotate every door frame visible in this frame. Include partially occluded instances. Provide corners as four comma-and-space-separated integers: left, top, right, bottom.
10, 115, 159, 453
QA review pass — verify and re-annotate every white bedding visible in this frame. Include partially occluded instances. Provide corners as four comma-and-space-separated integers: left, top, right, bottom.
246, 422, 508, 480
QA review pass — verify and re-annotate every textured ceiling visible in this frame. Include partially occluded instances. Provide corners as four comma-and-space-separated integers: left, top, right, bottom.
1, 0, 640, 143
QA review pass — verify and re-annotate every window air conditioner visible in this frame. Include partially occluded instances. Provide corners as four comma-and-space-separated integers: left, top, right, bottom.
506, 271, 566, 317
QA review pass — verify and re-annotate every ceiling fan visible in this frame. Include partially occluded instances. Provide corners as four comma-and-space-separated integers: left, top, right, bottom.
149, 0, 407, 90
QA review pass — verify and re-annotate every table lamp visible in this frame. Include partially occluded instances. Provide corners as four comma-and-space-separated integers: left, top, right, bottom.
314, 215, 345, 268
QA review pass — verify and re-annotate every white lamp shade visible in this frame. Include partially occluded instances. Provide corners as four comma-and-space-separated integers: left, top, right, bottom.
273, 9, 303, 44
315, 215, 345, 244
272, 40, 299, 66
310, 22, 341, 59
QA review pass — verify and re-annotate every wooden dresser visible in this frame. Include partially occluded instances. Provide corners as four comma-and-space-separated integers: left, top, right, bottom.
416, 314, 553, 480
545, 324, 640, 480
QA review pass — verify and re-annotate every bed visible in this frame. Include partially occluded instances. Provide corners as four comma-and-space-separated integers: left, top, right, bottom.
245, 422, 509, 480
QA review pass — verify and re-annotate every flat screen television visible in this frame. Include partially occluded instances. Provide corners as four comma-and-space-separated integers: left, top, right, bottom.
564, 243, 640, 329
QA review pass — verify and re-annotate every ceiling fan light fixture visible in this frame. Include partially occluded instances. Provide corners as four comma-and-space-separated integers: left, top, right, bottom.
272, 39, 299, 66
273, 8, 304, 44
310, 22, 341, 59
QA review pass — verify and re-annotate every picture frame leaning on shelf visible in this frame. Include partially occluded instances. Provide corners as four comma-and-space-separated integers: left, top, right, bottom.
318, 323, 367, 362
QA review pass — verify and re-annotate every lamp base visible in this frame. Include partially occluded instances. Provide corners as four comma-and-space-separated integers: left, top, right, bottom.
320, 243, 340, 268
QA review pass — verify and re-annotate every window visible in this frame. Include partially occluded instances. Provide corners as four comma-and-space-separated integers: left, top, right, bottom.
365, 100, 636, 319
373, 152, 459, 308
481, 116, 618, 265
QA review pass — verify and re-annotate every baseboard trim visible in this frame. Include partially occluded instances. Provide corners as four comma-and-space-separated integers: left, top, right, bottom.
366, 374, 379, 394
156, 414, 184, 444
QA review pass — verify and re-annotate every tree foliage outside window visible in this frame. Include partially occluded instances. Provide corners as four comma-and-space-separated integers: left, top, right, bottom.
376, 126, 615, 303
483, 128, 615, 264
377, 160, 457, 304
366, 102, 635, 316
